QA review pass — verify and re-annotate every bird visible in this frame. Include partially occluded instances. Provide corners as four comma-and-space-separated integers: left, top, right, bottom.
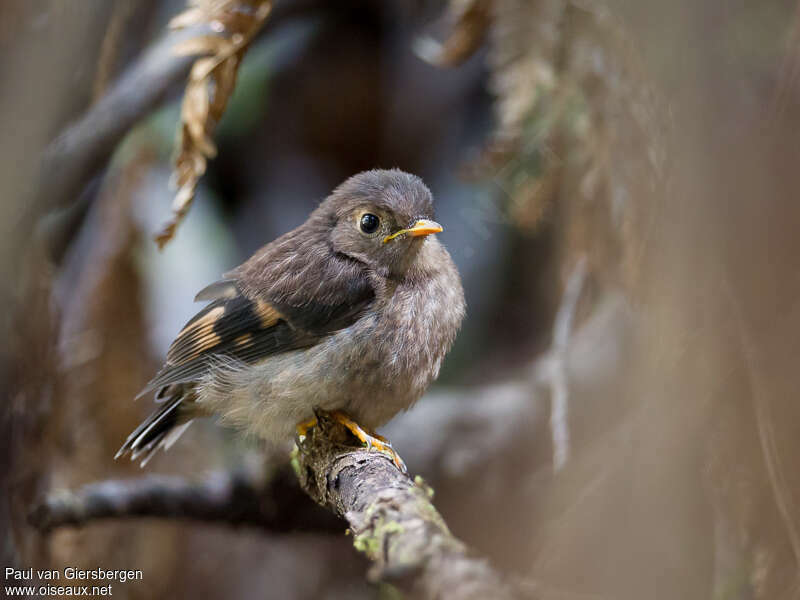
116, 169, 465, 471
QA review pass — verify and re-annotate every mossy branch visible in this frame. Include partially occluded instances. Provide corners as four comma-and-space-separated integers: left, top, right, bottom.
29, 409, 534, 598
294, 412, 525, 600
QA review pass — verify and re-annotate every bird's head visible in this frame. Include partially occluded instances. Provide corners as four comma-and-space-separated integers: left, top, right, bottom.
318, 169, 444, 278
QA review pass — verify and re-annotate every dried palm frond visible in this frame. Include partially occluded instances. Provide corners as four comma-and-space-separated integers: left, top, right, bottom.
414, 0, 492, 67
486, 0, 566, 154
155, 0, 272, 249
425, 0, 668, 282
419, 0, 565, 159
553, 4, 669, 283
419, 0, 567, 231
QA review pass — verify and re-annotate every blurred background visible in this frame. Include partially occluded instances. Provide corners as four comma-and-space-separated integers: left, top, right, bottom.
2, 0, 800, 598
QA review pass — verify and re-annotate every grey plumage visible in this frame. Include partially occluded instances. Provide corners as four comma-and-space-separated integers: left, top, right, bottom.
116, 169, 465, 464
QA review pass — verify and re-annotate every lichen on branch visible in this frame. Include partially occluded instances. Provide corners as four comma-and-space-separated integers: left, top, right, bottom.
294, 412, 521, 600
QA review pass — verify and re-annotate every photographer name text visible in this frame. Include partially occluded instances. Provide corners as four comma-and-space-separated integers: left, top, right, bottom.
4, 567, 143, 597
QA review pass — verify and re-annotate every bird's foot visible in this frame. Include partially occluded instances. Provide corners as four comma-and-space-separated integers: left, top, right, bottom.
295, 410, 407, 473
295, 417, 317, 439
329, 410, 408, 473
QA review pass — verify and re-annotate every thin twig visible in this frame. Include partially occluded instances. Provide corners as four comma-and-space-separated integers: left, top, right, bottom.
724, 281, 800, 580
537, 256, 587, 471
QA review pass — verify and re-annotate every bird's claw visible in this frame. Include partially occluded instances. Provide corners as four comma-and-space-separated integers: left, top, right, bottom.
295, 417, 317, 439
363, 434, 407, 473
296, 410, 407, 473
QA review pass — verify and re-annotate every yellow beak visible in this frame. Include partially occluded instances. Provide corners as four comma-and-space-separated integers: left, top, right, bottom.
383, 219, 443, 244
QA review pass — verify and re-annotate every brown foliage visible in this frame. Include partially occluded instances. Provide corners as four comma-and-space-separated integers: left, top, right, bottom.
155, 0, 272, 249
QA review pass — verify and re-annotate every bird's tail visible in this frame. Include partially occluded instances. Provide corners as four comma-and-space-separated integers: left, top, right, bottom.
115, 386, 194, 467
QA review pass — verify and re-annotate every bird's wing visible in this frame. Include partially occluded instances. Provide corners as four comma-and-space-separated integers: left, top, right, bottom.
228, 223, 377, 334
141, 249, 374, 393
142, 291, 309, 392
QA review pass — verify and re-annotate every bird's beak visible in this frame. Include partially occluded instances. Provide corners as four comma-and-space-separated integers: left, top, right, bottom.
383, 219, 443, 244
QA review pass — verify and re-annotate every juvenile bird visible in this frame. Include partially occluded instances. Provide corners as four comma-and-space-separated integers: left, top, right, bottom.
116, 169, 465, 470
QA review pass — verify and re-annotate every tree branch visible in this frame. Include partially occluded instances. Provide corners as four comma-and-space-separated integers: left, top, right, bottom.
29, 426, 527, 599
28, 465, 339, 534
294, 411, 525, 600
34, 0, 322, 221
37, 29, 196, 218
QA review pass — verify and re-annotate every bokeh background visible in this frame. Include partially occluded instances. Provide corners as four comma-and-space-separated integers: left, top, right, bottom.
3, 0, 800, 598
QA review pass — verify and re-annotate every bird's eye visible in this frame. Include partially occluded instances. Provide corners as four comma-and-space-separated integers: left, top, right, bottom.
359, 213, 380, 234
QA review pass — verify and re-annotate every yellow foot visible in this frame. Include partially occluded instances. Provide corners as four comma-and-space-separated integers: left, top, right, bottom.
296, 417, 317, 438
329, 410, 407, 473
295, 411, 407, 473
